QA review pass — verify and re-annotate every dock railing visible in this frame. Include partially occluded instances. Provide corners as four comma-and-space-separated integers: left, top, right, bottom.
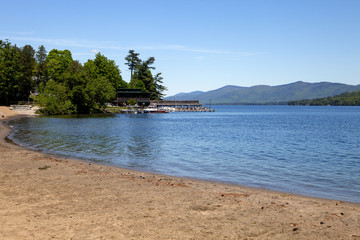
151, 100, 201, 107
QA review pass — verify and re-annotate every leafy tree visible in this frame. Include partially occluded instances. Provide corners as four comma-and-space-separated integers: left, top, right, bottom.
0, 40, 22, 105
60, 61, 89, 113
61, 61, 87, 90
151, 73, 167, 100
125, 50, 166, 100
133, 57, 155, 92
34, 80, 74, 115
59, 60, 116, 113
127, 98, 137, 106
84, 52, 127, 89
83, 76, 115, 112
35, 45, 47, 87
18, 45, 36, 101
1, 40, 167, 112
46, 49, 73, 82
35, 51, 117, 114
129, 78, 146, 92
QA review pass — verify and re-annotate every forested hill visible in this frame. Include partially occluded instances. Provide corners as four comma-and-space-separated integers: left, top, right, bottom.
288, 91, 360, 106
166, 81, 360, 104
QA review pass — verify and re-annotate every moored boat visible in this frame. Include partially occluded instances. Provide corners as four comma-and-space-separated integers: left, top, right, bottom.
144, 106, 169, 113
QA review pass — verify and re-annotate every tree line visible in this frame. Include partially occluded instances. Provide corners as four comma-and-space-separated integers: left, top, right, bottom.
288, 91, 360, 106
0, 39, 166, 114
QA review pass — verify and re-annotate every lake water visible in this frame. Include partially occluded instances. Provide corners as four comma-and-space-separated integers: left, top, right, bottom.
8, 105, 360, 203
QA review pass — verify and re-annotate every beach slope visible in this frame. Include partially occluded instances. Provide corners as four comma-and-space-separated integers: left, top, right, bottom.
0, 106, 359, 239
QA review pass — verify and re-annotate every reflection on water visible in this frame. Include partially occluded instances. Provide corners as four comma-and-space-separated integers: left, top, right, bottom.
9, 106, 360, 203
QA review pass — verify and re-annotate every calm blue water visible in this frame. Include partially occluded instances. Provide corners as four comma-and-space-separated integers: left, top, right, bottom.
9, 105, 360, 203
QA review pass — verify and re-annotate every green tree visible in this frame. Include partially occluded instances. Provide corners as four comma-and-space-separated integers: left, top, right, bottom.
46, 49, 73, 82
124, 50, 141, 81
83, 76, 115, 112
151, 72, 167, 100
59, 60, 116, 113
60, 61, 89, 113
127, 98, 137, 106
129, 78, 146, 92
34, 45, 47, 87
18, 44, 36, 101
133, 57, 155, 92
84, 52, 127, 89
0, 40, 22, 105
35, 50, 117, 114
34, 79, 74, 115
130, 54, 166, 100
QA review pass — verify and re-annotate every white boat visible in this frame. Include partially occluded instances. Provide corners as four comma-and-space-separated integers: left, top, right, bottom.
144, 106, 169, 113
161, 106, 176, 112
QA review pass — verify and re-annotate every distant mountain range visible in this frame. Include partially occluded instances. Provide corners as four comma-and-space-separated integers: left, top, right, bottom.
165, 81, 360, 104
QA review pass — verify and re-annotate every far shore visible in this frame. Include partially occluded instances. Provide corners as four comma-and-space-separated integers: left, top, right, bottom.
0, 106, 359, 239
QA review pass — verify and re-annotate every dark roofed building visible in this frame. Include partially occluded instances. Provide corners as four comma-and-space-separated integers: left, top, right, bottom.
115, 88, 150, 106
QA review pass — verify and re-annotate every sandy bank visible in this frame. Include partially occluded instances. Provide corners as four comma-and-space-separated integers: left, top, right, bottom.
0, 106, 359, 239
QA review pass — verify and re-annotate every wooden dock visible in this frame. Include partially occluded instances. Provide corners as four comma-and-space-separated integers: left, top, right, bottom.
106, 100, 214, 113
151, 100, 214, 112
151, 100, 201, 107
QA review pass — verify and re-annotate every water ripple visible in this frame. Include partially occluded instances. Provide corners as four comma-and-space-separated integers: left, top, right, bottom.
9, 106, 360, 203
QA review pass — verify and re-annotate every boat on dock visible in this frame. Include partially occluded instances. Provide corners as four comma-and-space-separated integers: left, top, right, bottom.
144, 105, 169, 113
107, 99, 214, 113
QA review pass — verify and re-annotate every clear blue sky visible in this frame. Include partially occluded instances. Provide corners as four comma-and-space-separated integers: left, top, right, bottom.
1, 0, 359, 96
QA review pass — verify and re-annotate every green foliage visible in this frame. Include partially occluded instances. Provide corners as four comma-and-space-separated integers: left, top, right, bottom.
34, 45, 47, 87
134, 65, 153, 92
55, 60, 116, 114
83, 76, 115, 112
1, 39, 167, 112
124, 50, 141, 80
0, 40, 22, 105
38, 51, 117, 114
46, 49, 73, 82
32, 50, 117, 114
288, 91, 360, 106
0, 41, 37, 104
151, 73, 167, 100
129, 78, 146, 92
84, 52, 127, 89
61, 61, 89, 113
34, 80, 74, 115
125, 50, 167, 100
18, 45, 36, 101
127, 98, 137, 106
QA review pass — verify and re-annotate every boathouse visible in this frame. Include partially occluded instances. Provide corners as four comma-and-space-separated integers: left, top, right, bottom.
115, 88, 150, 106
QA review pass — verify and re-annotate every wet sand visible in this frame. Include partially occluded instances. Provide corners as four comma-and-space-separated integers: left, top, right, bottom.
0, 106, 359, 239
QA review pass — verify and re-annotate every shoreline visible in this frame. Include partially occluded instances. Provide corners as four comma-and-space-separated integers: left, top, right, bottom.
1, 107, 359, 239
5, 108, 359, 205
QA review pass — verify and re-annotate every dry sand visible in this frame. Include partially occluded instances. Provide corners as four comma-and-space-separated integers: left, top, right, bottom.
0, 106, 359, 239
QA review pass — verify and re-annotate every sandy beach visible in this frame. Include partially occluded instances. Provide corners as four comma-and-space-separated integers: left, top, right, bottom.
0, 106, 359, 240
